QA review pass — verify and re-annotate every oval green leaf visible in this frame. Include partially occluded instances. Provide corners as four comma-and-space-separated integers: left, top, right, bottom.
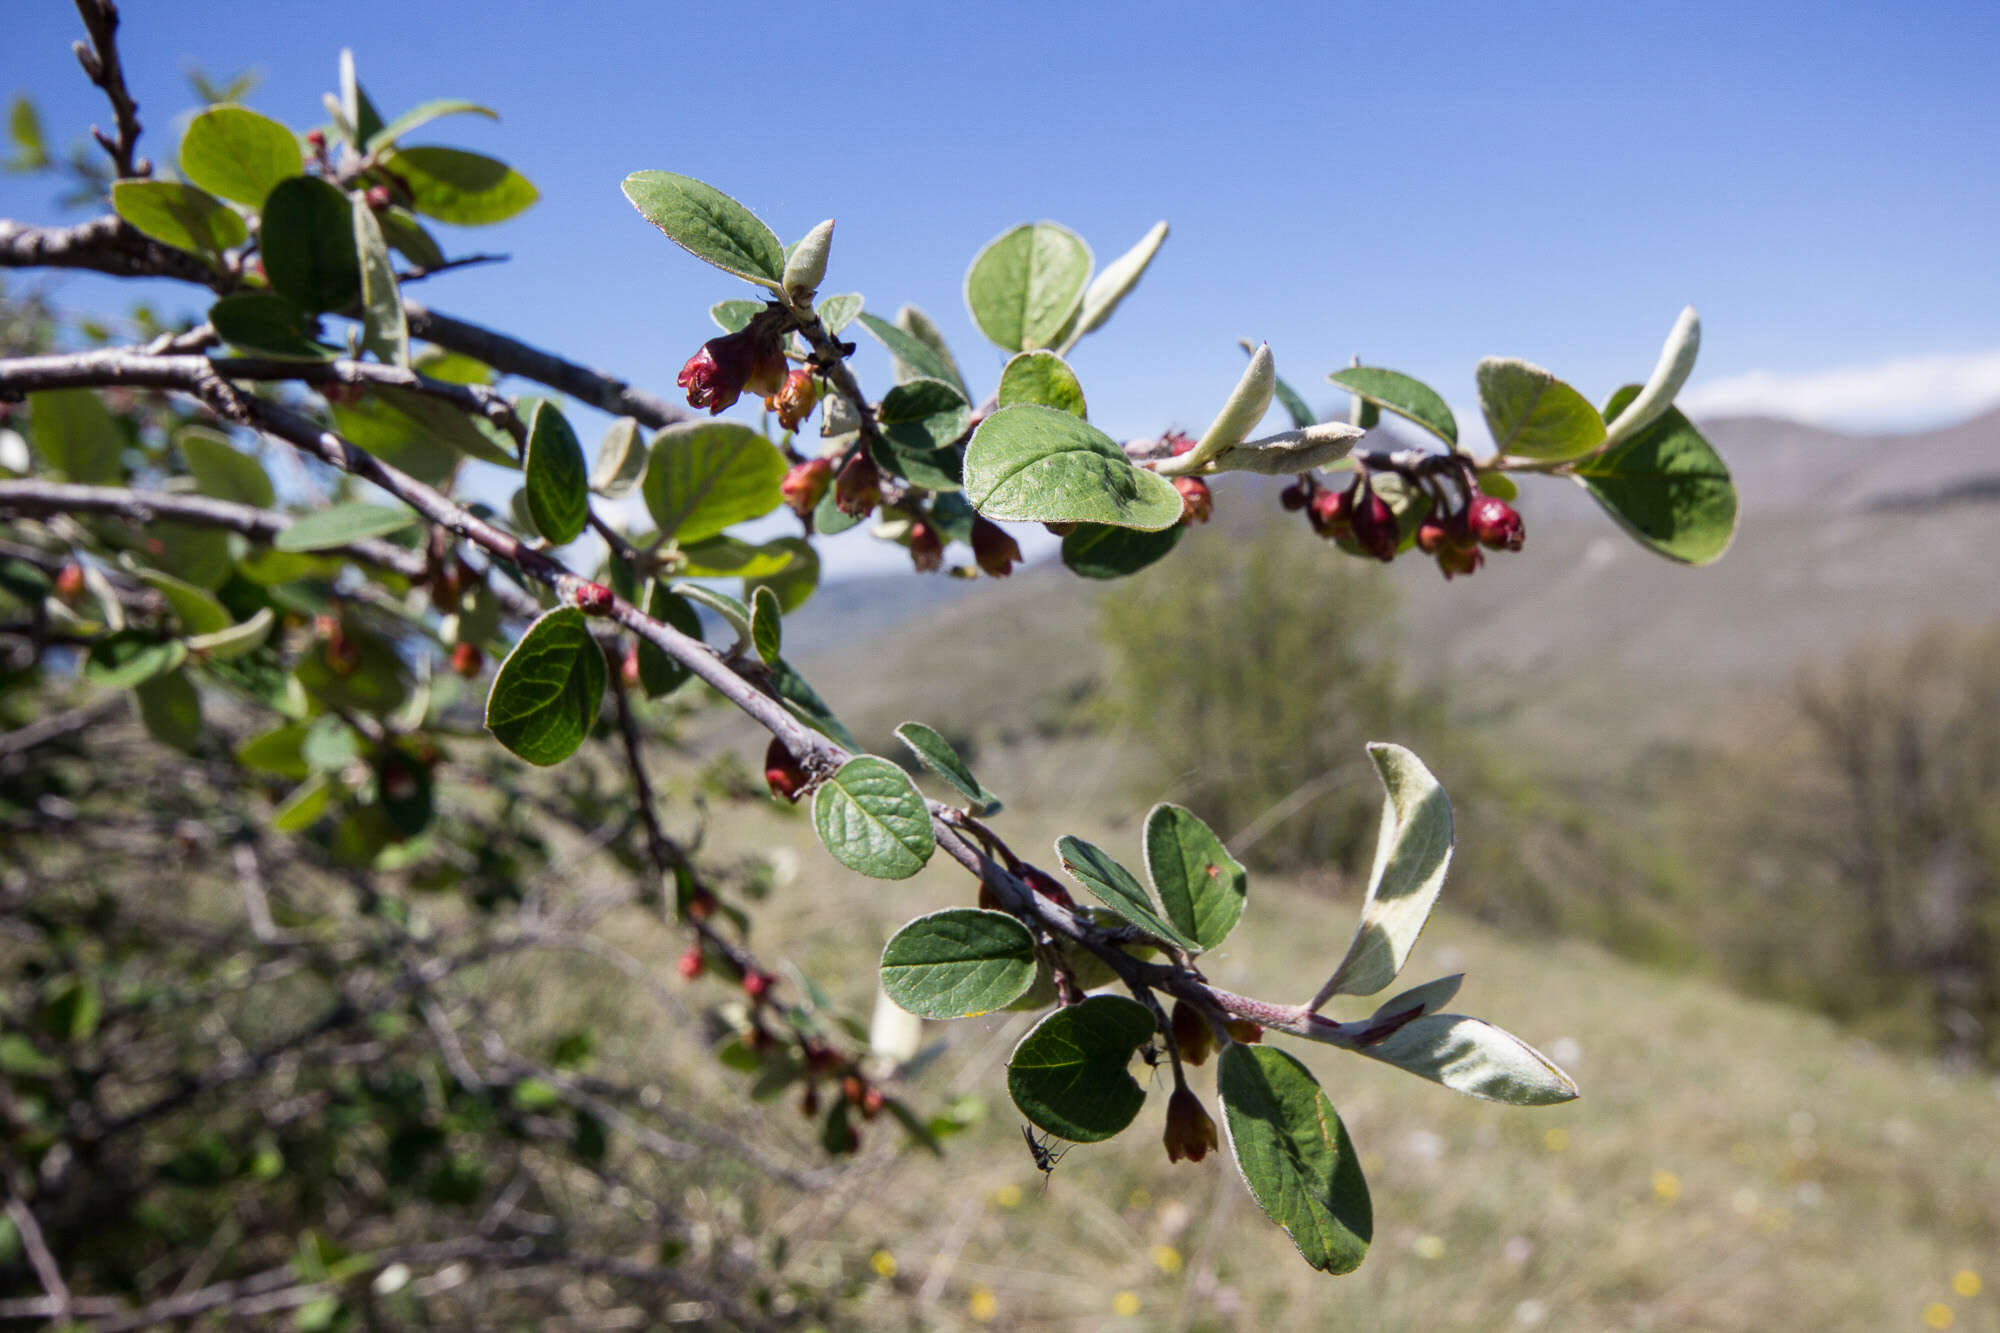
271, 772, 333, 833
621, 170, 783, 287
1006, 994, 1154, 1143
363, 99, 497, 155
963, 405, 1182, 531
634, 584, 703, 698
856, 311, 964, 393
207, 291, 330, 361
110, 180, 245, 255
28, 389, 123, 483
964, 222, 1092, 352
260, 175, 360, 312
524, 401, 589, 545
179, 105, 302, 207
590, 417, 647, 498
377, 205, 444, 269
894, 305, 970, 401
816, 292, 863, 336
179, 427, 275, 508
484, 607, 607, 766
1354, 1014, 1578, 1106
1573, 385, 1737, 566
1069, 220, 1168, 345
1059, 521, 1183, 580
742, 536, 819, 613
873, 377, 969, 491
85, 631, 186, 689
352, 194, 407, 366
812, 756, 934, 880
187, 606, 274, 660
1218, 1044, 1372, 1276
1323, 744, 1454, 999
1144, 803, 1247, 951
134, 568, 231, 635
997, 350, 1087, 418
1326, 366, 1458, 445
134, 669, 203, 752
749, 584, 782, 665
895, 721, 1002, 816
1476, 358, 1604, 462
387, 146, 537, 225
1055, 834, 1199, 952
273, 502, 418, 552
709, 298, 762, 333
880, 908, 1037, 1019
641, 420, 786, 544
676, 534, 799, 580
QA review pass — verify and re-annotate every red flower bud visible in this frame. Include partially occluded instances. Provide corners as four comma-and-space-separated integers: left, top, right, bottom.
677, 322, 789, 416
1223, 1019, 1263, 1045
742, 969, 773, 1003
685, 888, 716, 922
971, 517, 1022, 578
1415, 516, 1449, 555
860, 1085, 885, 1119
676, 945, 705, 981
573, 581, 615, 615
781, 456, 833, 518
1279, 481, 1311, 512
54, 562, 85, 605
1436, 542, 1484, 581
764, 737, 809, 802
1466, 495, 1524, 552
1169, 999, 1213, 1068
449, 641, 484, 678
1309, 483, 1353, 538
1019, 866, 1075, 909
767, 367, 819, 431
907, 520, 943, 573
1349, 481, 1399, 562
363, 184, 392, 211
834, 452, 881, 518
1174, 475, 1213, 526
841, 1074, 866, 1105
1163, 1086, 1219, 1164
1163, 430, 1197, 457
305, 129, 326, 151
621, 641, 641, 686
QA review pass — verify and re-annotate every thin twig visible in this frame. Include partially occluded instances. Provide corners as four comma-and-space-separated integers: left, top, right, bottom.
71, 0, 147, 178
2, 1196, 72, 1324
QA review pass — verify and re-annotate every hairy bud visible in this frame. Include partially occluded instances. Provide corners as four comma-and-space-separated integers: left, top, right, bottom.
764, 737, 809, 803
781, 456, 833, 518
304, 128, 326, 151
971, 517, 1022, 577
572, 581, 615, 615
1163, 1086, 1219, 1164
1466, 495, 1525, 551
907, 520, 943, 573
1170, 999, 1213, 1067
1349, 481, 1399, 562
1173, 475, 1213, 526
449, 641, 484, 678
834, 451, 881, 518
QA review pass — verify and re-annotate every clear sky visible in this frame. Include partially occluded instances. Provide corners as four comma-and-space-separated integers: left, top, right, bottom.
7, 1, 1999, 449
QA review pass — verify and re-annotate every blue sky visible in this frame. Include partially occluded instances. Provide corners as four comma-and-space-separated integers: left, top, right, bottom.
8, 1, 2000, 450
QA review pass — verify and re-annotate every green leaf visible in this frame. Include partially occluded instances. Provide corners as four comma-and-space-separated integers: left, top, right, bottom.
134, 568, 231, 635
1476, 358, 1604, 462
674, 581, 751, 643
1060, 522, 1183, 579
1602, 306, 1701, 449
742, 536, 819, 613
963, 405, 1183, 531
352, 194, 407, 366
1326, 367, 1457, 446
1323, 744, 1454, 998
236, 720, 311, 778
523, 402, 589, 545
0, 1033, 60, 1078
1055, 835, 1200, 951
135, 669, 203, 751
7, 94, 48, 169
208, 291, 330, 360
29, 389, 123, 483
1474, 470, 1518, 501
110, 180, 245, 255
812, 756, 934, 880
589, 417, 647, 498
1144, 804, 1247, 951
894, 306, 970, 402
749, 584, 782, 665
179, 105, 301, 207
769, 656, 859, 751
376, 205, 444, 270
1006, 995, 1154, 1143
339, 49, 383, 147
339, 384, 518, 471
676, 534, 799, 579
85, 631, 186, 689
260, 175, 360, 312
1573, 387, 1737, 566
187, 606, 275, 660
272, 772, 333, 833
997, 351, 1087, 418
964, 222, 1092, 352
1217, 1044, 1372, 1275
364, 99, 497, 155
179, 427, 274, 508
873, 378, 969, 490
856, 312, 963, 393
1068, 220, 1168, 345
811, 483, 860, 537
816, 292, 863, 335
141, 523, 232, 591
620, 170, 784, 287
641, 420, 786, 544
295, 620, 409, 715
880, 909, 1037, 1019
387, 146, 537, 225
484, 608, 607, 766
634, 584, 703, 698
1355, 1014, 1578, 1105
709, 298, 763, 333
895, 722, 1002, 816
273, 502, 417, 552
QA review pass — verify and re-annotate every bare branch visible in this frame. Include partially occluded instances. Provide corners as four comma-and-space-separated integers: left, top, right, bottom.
404, 301, 689, 430
71, 0, 147, 178
0, 216, 226, 289
2, 1196, 72, 1324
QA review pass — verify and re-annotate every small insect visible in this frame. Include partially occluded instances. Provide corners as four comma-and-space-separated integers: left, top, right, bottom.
1137, 1040, 1163, 1084
1022, 1124, 1070, 1189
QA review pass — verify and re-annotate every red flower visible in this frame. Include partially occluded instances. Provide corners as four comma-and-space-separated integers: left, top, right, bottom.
1309, 482, 1353, 538
1163, 1086, 1219, 1164
1170, 999, 1213, 1068
676, 323, 788, 415
908, 520, 943, 573
764, 737, 809, 802
449, 642, 484, 678
834, 451, 881, 518
767, 367, 819, 431
971, 517, 1022, 577
1466, 495, 1525, 551
781, 456, 833, 518
676, 946, 705, 981
1174, 476, 1213, 525
1349, 480, 1400, 562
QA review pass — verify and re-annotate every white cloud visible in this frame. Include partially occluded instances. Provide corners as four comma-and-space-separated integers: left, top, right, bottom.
1678, 348, 2000, 432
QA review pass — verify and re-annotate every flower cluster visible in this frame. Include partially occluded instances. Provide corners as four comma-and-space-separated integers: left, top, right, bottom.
675, 308, 793, 415
1284, 471, 1524, 578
